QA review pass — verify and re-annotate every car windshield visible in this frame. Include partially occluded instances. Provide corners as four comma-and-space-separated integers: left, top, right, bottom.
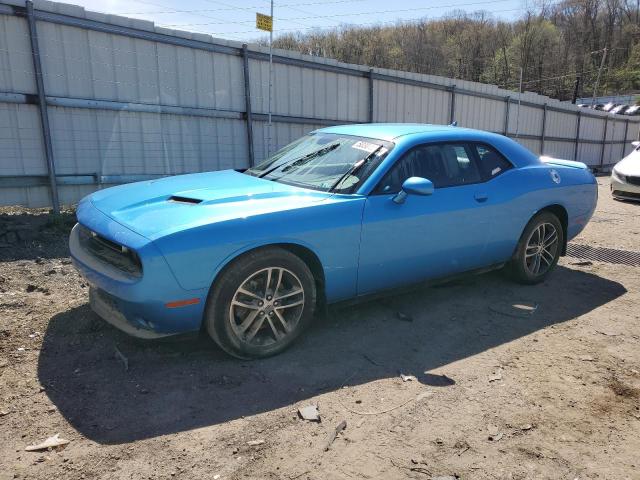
245, 133, 393, 192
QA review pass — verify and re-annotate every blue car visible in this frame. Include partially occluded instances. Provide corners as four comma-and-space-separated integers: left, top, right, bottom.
70, 124, 597, 358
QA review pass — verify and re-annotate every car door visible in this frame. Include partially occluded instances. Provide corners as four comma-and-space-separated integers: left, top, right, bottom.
357, 141, 494, 295
467, 142, 519, 264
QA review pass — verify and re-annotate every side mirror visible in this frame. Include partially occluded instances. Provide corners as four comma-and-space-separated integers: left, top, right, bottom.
393, 177, 434, 204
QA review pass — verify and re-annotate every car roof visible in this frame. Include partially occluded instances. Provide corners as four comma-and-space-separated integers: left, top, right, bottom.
315, 123, 541, 168
315, 123, 453, 142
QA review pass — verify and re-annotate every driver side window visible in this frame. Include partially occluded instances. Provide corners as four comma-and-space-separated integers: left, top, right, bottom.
374, 143, 481, 194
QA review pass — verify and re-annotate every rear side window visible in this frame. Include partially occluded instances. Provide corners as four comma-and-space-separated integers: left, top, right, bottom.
473, 144, 513, 179
374, 143, 482, 193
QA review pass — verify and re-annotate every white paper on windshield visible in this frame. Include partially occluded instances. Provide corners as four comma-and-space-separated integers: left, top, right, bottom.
352, 141, 379, 153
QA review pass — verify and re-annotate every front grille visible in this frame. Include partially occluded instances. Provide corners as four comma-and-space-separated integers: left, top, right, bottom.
613, 190, 640, 199
626, 175, 640, 186
78, 225, 142, 277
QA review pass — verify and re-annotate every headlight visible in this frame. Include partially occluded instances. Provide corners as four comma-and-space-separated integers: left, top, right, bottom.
612, 169, 625, 183
77, 224, 143, 277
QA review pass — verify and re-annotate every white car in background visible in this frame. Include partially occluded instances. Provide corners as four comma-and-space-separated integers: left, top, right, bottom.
611, 141, 640, 201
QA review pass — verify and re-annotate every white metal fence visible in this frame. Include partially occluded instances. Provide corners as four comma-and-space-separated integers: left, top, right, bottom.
0, 0, 638, 209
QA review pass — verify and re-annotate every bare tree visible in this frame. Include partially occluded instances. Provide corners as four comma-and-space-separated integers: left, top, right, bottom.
269, 0, 640, 100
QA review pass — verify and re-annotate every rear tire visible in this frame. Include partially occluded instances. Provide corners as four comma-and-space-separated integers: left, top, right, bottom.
204, 247, 316, 359
508, 211, 563, 285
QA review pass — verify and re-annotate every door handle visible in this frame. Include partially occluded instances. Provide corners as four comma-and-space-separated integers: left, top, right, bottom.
474, 193, 489, 203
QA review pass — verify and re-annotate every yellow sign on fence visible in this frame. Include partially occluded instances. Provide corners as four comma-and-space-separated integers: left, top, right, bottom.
256, 13, 273, 32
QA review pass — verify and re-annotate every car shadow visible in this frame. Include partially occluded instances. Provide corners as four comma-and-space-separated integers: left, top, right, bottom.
37, 265, 625, 444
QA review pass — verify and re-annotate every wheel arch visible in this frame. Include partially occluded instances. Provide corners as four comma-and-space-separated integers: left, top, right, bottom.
277, 243, 326, 309
208, 242, 326, 312
536, 204, 569, 255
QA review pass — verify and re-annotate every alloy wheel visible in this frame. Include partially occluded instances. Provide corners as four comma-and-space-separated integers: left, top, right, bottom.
229, 267, 305, 346
524, 222, 559, 276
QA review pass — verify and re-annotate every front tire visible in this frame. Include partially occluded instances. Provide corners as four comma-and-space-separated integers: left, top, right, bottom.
205, 247, 316, 359
509, 211, 563, 285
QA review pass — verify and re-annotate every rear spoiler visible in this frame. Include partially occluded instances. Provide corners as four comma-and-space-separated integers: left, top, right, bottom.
539, 156, 589, 170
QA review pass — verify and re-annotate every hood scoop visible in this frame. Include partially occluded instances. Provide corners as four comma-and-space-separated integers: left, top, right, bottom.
168, 195, 203, 204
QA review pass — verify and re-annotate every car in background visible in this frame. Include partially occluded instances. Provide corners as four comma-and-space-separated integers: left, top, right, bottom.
623, 105, 640, 116
611, 140, 640, 201
610, 104, 628, 115
69, 124, 598, 358
576, 103, 639, 116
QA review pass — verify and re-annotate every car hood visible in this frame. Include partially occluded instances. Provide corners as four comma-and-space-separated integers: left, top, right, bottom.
615, 151, 640, 176
88, 170, 333, 240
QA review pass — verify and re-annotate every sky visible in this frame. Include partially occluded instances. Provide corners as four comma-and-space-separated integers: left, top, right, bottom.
60, 0, 529, 43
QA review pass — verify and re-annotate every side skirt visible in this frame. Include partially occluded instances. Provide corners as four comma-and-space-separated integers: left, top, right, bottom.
328, 262, 506, 310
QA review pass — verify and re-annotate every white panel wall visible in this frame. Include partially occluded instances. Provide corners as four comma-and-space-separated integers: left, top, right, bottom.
456, 96, 505, 133
0, 13, 35, 93
37, 22, 245, 110
508, 104, 543, 136
374, 79, 450, 124
544, 141, 575, 160
546, 111, 577, 138
623, 122, 639, 157
580, 116, 605, 141
0, 185, 48, 207
49, 107, 248, 175
577, 143, 601, 166
515, 138, 540, 155
0, 0, 639, 208
249, 59, 368, 122
0, 103, 44, 174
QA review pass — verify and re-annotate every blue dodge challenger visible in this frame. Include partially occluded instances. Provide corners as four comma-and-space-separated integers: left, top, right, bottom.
70, 124, 597, 358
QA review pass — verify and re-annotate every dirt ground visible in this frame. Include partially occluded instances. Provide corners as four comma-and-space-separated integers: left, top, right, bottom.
1, 178, 639, 480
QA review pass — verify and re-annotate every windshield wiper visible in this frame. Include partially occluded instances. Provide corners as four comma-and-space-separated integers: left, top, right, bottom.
258, 143, 340, 178
329, 146, 382, 192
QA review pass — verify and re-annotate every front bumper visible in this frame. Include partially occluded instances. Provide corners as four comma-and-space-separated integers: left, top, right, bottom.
611, 175, 640, 201
89, 287, 171, 339
70, 199, 207, 337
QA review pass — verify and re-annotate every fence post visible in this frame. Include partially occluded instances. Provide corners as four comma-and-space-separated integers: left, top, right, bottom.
540, 103, 547, 155
573, 111, 581, 160
503, 96, 510, 135
449, 85, 456, 124
368, 68, 374, 123
622, 119, 629, 158
599, 116, 608, 167
502, 96, 511, 137
26, 0, 59, 213
241, 44, 255, 167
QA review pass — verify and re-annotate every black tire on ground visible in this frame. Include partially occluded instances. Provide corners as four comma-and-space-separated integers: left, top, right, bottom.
204, 246, 316, 359
508, 211, 564, 285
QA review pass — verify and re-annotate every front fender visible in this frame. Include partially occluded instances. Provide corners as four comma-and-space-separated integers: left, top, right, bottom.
206, 236, 323, 287
152, 196, 365, 303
